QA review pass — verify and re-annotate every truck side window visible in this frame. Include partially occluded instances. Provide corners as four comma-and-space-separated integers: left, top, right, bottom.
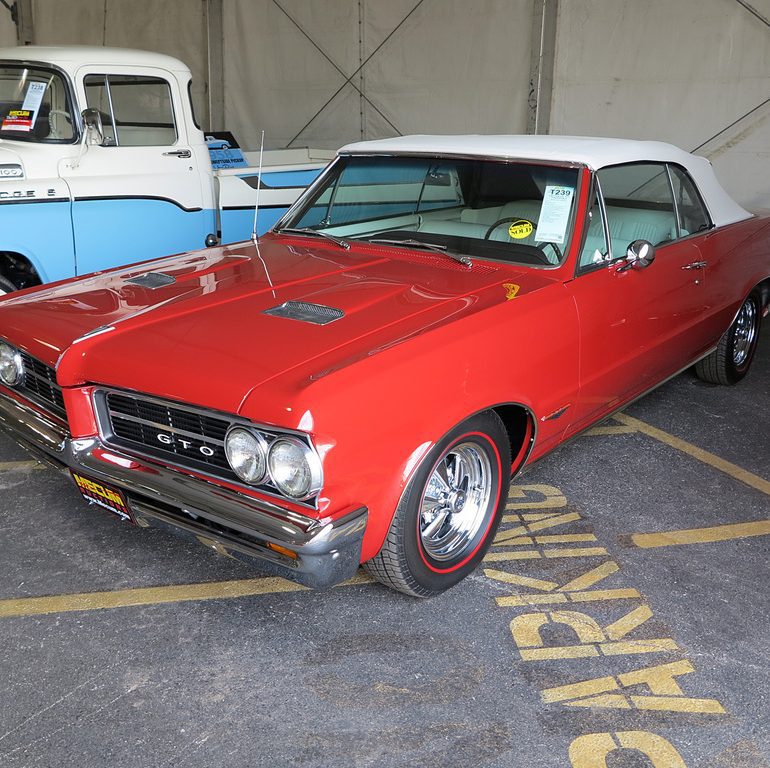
83, 74, 177, 147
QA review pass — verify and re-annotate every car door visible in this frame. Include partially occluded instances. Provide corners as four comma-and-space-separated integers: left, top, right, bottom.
60, 66, 215, 276
566, 163, 709, 433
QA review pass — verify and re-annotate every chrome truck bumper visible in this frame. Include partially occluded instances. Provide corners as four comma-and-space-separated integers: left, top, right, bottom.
0, 392, 367, 589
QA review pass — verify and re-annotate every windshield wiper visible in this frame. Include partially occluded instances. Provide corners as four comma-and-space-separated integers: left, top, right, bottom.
275, 227, 350, 250
361, 238, 472, 268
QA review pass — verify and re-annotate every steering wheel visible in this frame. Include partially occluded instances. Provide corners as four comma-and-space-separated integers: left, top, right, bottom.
48, 109, 72, 139
483, 217, 562, 263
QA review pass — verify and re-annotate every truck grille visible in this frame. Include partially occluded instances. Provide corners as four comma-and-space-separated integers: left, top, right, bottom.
101, 391, 234, 478
19, 352, 66, 420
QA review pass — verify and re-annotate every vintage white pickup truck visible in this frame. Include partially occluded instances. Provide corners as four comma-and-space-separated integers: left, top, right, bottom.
0, 46, 333, 293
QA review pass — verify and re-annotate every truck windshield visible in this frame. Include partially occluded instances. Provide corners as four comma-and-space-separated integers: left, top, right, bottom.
0, 65, 76, 143
279, 155, 581, 267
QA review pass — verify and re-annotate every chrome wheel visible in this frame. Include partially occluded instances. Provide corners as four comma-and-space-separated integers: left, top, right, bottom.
419, 441, 493, 562
732, 297, 758, 367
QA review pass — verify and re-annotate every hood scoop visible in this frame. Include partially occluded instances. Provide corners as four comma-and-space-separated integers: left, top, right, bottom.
263, 300, 344, 325
126, 272, 176, 289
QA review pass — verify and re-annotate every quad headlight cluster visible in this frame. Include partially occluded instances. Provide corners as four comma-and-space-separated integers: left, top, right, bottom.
0, 341, 24, 387
224, 426, 323, 501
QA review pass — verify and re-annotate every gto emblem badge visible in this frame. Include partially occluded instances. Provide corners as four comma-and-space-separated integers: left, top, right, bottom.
156, 432, 215, 457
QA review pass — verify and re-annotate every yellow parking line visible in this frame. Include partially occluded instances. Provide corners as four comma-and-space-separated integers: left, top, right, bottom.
0, 572, 373, 619
631, 520, 770, 549
614, 412, 770, 496
585, 425, 637, 437
0, 460, 42, 472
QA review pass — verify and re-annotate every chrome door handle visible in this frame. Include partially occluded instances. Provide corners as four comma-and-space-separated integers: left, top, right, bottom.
163, 149, 191, 158
681, 261, 707, 270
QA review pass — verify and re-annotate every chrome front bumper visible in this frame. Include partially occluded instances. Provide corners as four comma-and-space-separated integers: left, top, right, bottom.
0, 392, 367, 589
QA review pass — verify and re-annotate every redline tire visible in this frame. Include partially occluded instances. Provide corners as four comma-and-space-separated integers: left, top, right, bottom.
364, 411, 511, 597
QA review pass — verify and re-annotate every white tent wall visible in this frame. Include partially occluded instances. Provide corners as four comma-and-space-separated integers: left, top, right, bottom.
223, 0, 533, 150
22, 0, 210, 127
0, 7, 16, 46
551, 0, 770, 209
3, 0, 768, 206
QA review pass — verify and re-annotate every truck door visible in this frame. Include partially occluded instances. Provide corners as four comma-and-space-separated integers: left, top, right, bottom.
60, 66, 215, 275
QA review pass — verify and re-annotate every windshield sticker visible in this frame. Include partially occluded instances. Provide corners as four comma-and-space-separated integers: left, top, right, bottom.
1, 110, 33, 132
22, 81, 46, 116
535, 186, 574, 244
508, 220, 533, 239
2, 81, 47, 132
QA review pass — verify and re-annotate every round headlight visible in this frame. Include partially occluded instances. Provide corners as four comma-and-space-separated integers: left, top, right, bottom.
224, 427, 267, 484
268, 437, 322, 500
0, 342, 23, 387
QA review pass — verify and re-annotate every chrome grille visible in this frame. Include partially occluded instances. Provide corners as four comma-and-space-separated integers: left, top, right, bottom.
18, 352, 66, 419
102, 391, 233, 477
95, 389, 320, 507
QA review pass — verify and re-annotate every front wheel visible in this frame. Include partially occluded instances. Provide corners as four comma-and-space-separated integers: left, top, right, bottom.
695, 290, 762, 385
364, 411, 511, 597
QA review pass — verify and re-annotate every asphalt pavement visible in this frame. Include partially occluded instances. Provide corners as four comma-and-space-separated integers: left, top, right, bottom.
0, 332, 767, 768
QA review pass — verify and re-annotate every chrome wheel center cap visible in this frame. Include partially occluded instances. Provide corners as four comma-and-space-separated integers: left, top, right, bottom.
449, 490, 467, 514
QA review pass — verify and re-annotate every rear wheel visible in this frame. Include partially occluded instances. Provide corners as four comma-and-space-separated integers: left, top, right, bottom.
695, 290, 762, 385
364, 411, 510, 597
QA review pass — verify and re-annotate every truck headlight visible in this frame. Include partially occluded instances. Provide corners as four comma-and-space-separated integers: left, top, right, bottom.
0, 342, 23, 387
224, 427, 268, 484
268, 437, 322, 499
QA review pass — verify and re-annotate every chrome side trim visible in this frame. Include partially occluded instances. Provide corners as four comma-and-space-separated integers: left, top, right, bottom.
518, 346, 719, 476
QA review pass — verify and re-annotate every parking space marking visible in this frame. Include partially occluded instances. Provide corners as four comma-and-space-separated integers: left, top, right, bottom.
630, 519, 770, 549
585, 424, 638, 437
0, 572, 373, 619
614, 412, 770, 495
569, 731, 688, 767
542, 659, 726, 714
0, 460, 42, 472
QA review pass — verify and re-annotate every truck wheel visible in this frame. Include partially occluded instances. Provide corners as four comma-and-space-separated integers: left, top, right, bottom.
695, 290, 762, 385
364, 411, 510, 597
0, 275, 17, 295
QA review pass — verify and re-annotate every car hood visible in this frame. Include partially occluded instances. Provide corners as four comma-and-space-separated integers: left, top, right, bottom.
0, 233, 556, 415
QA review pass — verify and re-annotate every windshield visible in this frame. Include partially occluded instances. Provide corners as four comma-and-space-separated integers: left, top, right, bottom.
280, 155, 581, 267
0, 65, 76, 143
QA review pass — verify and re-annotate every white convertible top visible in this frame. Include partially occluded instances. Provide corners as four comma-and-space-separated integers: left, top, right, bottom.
340, 135, 751, 227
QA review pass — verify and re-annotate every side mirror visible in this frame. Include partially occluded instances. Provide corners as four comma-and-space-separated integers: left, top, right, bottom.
81, 108, 104, 146
617, 239, 656, 272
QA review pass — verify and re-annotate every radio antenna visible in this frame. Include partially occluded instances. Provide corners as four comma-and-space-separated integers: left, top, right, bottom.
250, 130, 275, 298
251, 129, 265, 244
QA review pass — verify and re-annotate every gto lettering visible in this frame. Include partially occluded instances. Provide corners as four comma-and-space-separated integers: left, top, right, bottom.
156, 432, 216, 457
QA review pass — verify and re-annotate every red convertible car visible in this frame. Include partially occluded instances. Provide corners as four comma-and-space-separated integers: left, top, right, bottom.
0, 136, 767, 596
